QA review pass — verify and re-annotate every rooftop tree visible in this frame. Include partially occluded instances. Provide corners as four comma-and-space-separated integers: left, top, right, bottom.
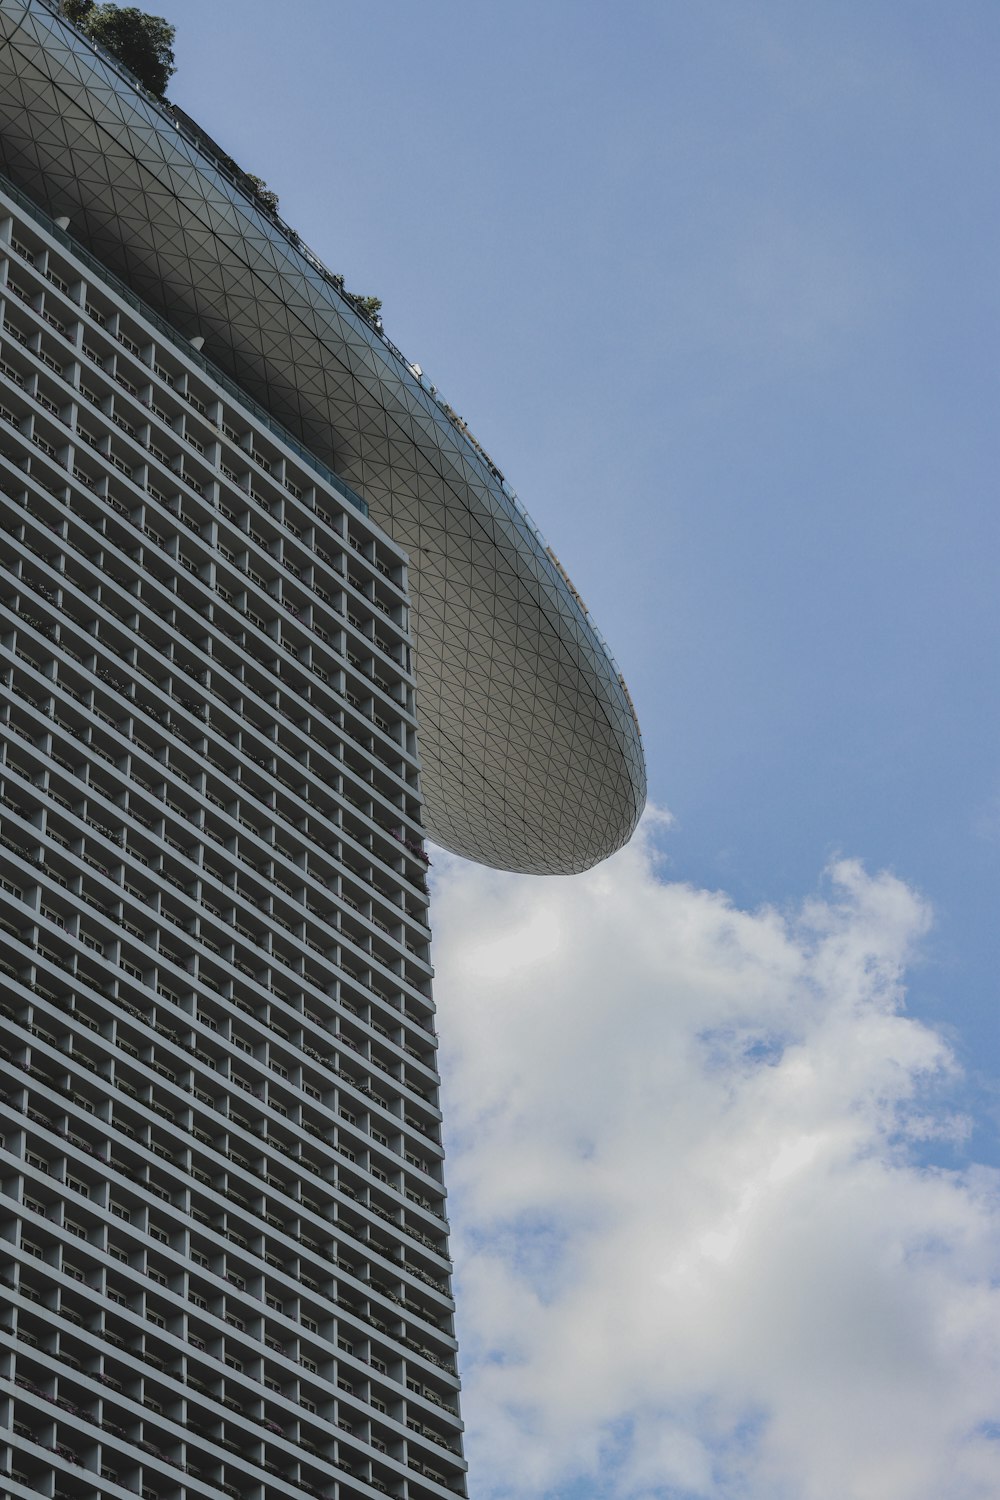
59, 2, 382, 327
61, 2, 176, 98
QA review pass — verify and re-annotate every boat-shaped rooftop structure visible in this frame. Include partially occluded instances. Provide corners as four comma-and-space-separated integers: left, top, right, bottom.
0, 0, 645, 873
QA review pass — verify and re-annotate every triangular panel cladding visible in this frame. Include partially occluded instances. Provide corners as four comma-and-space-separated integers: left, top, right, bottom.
0, 0, 645, 874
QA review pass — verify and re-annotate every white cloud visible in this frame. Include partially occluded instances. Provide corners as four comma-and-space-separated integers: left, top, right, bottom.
429, 814, 1000, 1500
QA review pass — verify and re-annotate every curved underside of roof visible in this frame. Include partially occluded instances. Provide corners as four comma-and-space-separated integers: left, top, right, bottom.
0, 0, 646, 874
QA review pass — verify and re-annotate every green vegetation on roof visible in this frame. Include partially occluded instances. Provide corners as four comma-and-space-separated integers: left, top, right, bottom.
61, 2, 175, 98
60, 1, 383, 332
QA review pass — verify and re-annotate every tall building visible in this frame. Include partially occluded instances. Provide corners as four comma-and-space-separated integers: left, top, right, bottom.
0, 4, 646, 1500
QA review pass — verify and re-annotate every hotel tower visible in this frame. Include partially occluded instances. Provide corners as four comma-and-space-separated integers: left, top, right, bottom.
0, 3, 646, 1498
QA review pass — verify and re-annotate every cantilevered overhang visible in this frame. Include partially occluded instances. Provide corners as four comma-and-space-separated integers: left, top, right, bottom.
0, 0, 646, 873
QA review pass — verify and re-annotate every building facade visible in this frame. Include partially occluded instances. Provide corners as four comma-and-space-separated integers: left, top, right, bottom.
0, 4, 646, 1499
0, 176, 464, 1500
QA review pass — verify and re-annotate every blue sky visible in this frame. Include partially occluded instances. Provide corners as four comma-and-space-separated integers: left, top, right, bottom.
161, 3, 1000, 1494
